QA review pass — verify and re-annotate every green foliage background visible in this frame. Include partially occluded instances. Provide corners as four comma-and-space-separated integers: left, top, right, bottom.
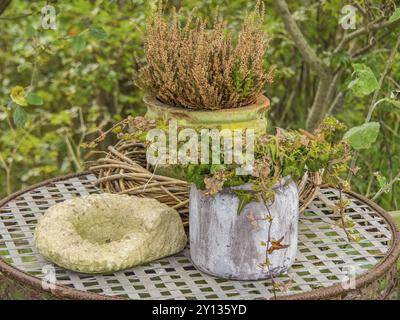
0, 0, 400, 213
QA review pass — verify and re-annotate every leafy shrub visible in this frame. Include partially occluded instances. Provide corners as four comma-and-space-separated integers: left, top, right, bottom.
0, 0, 148, 195
135, 1, 274, 110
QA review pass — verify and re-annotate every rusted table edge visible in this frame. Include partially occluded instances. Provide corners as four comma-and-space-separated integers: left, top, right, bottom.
0, 171, 121, 300
280, 190, 400, 300
0, 171, 399, 300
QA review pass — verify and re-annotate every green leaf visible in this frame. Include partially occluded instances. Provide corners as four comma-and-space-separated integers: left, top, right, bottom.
389, 8, 400, 22
374, 172, 389, 191
72, 35, 86, 52
89, 26, 107, 40
26, 92, 43, 106
10, 86, 27, 106
385, 95, 400, 108
17, 62, 33, 73
348, 64, 380, 97
377, 175, 387, 189
210, 164, 226, 174
50, 110, 72, 126
13, 106, 28, 128
14, 290, 25, 300
379, 279, 387, 291
343, 122, 380, 150
233, 190, 256, 215
387, 99, 400, 108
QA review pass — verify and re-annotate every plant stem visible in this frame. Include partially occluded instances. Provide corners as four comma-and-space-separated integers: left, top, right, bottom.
262, 193, 278, 300
348, 36, 400, 181
348, 98, 386, 180
0, 153, 11, 195
64, 135, 82, 171
338, 188, 352, 242
2, 102, 15, 134
372, 171, 400, 201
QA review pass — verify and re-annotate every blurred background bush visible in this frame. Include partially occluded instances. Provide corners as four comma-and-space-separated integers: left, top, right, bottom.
0, 0, 399, 213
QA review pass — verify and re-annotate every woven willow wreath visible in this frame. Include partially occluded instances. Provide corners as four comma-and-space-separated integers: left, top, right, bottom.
90, 140, 322, 227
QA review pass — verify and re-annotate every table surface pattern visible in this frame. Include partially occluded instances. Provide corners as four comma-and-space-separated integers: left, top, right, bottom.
0, 174, 393, 299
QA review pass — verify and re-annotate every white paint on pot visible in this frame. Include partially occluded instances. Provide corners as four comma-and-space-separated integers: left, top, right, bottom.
189, 176, 299, 280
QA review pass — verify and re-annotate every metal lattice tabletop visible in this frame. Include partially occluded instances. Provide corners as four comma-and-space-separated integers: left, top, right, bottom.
0, 172, 399, 300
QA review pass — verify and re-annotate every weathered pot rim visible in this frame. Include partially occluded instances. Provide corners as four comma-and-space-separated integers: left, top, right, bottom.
143, 92, 270, 123
193, 176, 296, 195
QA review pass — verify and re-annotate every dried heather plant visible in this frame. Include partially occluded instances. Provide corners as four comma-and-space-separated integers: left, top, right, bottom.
135, 1, 274, 110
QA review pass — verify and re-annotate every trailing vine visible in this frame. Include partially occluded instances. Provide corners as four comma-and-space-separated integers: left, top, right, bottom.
86, 116, 358, 238
84, 114, 387, 297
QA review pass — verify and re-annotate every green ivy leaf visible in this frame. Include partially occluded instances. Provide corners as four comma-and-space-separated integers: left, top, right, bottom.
72, 35, 86, 52
10, 86, 27, 106
343, 122, 380, 150
389, 8, 400, 22
26, 92, 43, 106
348, 64, 380, 97
13, 106, 28, 128
89, 26, 108, 40
233, 190, 256, 215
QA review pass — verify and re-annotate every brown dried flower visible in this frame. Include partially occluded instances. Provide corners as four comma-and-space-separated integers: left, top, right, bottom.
204, 177, 224, 196
129, 116, 156, 131
252, 157, 272, 179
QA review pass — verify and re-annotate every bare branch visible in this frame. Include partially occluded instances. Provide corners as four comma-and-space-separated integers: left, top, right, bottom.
0, 12, 34, 20
327, 91, 346, 115
334, 17, 400, 53
272, 0, 335, 129
272, 0, 329, 76
0, 0, 12, 15
305, 75, 332, 129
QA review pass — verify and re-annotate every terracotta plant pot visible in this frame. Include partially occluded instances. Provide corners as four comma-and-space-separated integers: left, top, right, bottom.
189, 176, 299, 280
144, 93, 270, 135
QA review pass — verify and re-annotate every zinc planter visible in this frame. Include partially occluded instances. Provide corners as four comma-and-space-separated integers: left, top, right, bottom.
189, 176, 299, 280
143, 93, 270, 135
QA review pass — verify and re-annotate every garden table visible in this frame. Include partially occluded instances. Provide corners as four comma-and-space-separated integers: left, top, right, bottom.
0, 172, 399, 300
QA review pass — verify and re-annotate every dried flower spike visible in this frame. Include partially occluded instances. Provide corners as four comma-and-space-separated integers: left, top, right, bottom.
135, 0, 274, 110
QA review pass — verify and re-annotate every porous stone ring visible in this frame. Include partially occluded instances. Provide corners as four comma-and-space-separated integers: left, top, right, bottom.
34, 193, 187, 273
